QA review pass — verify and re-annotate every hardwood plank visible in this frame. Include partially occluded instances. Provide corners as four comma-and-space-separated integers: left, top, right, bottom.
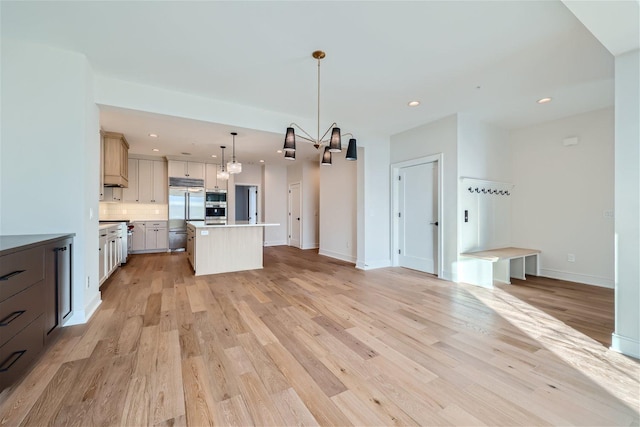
0, 247, 635, 427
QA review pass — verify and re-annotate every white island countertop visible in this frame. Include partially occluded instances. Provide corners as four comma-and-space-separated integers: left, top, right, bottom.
187, 221, 279, 228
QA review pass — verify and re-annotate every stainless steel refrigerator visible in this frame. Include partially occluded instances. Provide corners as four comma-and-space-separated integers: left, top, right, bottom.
168, 177, 205, 250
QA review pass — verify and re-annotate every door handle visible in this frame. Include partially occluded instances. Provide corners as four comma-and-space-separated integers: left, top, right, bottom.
430, 221, 439, 226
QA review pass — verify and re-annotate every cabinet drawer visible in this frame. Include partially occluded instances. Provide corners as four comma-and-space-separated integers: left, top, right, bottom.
0, 315, 44, 390
0, 280, 44, 347
0, 247, 44, 302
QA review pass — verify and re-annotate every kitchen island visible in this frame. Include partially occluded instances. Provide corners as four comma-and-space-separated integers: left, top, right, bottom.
186, 221, 278, 276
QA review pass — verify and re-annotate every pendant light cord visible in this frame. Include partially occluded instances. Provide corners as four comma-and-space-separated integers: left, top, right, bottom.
317, 57, 321, 143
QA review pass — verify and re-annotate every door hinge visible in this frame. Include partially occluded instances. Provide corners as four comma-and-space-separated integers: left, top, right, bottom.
398, 212, 401, 218
398, 249, 401, 254
398, 176, 401, 181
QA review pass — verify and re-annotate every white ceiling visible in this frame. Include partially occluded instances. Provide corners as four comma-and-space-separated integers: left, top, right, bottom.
1, 1, 620, 165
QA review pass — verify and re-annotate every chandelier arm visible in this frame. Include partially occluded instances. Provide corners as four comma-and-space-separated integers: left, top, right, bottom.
341, 132, 354, 138
296, 134, 317, 144
319, 122, 338, 142
289, 122, 317, 143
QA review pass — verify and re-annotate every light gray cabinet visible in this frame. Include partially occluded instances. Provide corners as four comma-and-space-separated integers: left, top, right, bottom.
102, 187, 123, 202
138, 159, 167, 203
122, 158, 139, 202
131, 221, 167, 253
168, 160, 204, 180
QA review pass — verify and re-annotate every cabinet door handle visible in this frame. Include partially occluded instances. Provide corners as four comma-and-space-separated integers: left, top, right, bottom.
0, 310, 25, 326
0, 270, 25, 281
0, 350, 26, 372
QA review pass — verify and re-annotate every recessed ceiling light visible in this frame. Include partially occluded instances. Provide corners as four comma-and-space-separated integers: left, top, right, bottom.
149, 133, 158, 138
259, 160, 265, 163
211, 154, 217, 158
408, 101, 420, 107
537, 97, 552, 104
277, 150, 283, 154
152, 148, 159, 152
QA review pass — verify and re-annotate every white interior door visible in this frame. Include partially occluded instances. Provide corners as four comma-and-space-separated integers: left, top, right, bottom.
248, 186, 257, 224
398, 162, 438, 273
288, 183, 301, 248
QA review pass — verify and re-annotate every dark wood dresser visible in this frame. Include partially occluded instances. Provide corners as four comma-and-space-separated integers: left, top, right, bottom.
0, 233, 74, 391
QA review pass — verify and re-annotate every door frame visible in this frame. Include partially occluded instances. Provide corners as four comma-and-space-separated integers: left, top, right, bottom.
233, 181, 261, 223
288, 182, 302, 248
391, 153, 444, 277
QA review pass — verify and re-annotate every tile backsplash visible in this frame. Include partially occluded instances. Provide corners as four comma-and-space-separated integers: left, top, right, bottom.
99, 202, 168, 221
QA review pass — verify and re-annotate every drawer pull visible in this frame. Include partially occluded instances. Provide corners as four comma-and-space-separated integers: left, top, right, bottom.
0, 310, 26, 326
0, 270, 26, 281
0, 350, 26, 372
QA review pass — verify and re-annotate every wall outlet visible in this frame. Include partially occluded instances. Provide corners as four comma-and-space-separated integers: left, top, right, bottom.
567, 253, 575, 262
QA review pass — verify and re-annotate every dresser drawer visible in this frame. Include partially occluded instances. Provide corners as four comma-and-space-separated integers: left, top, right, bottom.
0, 280, 45, 347
0, 315, 44, 390
0, 247, 45, 302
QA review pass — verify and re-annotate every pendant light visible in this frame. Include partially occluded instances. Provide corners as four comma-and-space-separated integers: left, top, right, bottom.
227, 132, 242, 174
321, 146, 332, 165
217, 146, 229, 180
346, 138, 357, 161
284, 150, 296, 160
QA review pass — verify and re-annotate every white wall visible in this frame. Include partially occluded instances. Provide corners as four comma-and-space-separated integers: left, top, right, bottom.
390, 115, 458, 280
319, 152, 357, 262
612, 49, 640, 358
358, 140, 391, 270
510, 108, 615, 288
0, 39, 101, 323
302, 161, 320, 249
263, 164, 287, 246
458, 118, 512, 252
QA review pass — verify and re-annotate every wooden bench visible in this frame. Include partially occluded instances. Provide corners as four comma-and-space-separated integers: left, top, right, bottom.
460, 247, 540, 286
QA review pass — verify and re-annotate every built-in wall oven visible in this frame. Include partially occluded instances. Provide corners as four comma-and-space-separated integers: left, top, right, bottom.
205, 189, 227, 224
205, 205, 226, 224
206, 190, 227, 204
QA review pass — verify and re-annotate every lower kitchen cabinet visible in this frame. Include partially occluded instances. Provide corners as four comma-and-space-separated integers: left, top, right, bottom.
0, 233, 74, 391
99, 224, 124, 286
131, 221, 168, 253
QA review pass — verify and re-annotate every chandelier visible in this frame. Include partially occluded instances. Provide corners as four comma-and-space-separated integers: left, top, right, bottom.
283, 50, 357, 163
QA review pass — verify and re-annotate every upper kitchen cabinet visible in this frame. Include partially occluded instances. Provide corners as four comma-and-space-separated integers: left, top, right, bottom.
138, 159, 167, 203
168, 160, 204, 180
122, 158, 139, 202
103, 131, 129, 187
205, 163, 227, 191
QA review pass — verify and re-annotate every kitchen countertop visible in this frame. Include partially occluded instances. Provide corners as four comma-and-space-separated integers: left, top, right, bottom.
0, 233, 76, 256
99, 223, 124, 231
187, 221, 279, 228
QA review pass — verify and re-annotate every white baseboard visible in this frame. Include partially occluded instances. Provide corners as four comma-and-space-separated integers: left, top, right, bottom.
611, 333, 640, 359
355, 259, 391, 270
264, 240, 287, 247
318, 249, 356, 264
539, 268, 614, 288
301, 243, 319, 250
63, 293, 102, 326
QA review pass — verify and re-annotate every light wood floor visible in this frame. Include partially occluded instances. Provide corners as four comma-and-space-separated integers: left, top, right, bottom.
1, 246, 638, 426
